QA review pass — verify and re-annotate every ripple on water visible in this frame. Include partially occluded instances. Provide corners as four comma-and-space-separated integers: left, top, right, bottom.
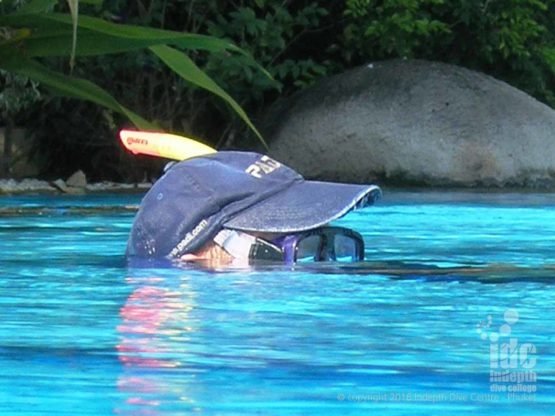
0, 192, 554, 415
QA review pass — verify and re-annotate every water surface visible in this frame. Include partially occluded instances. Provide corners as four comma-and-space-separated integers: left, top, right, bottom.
1, 191, 554, 415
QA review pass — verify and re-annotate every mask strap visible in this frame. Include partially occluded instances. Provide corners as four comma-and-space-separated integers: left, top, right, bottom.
213, 229, 256, 260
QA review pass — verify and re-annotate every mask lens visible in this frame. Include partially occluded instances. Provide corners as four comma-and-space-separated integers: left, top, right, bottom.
333, 234, 359, 262
276, 227, 364, 264
296, 235, 322, 263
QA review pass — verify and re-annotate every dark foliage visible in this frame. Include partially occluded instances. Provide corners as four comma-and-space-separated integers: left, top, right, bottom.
14, 0, 555, 180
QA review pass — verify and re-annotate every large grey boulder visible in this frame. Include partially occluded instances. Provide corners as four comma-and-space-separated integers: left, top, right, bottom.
264, 59, 555, 187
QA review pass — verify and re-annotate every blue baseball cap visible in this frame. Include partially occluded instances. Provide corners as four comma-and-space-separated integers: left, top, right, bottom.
127, 151, 381, 259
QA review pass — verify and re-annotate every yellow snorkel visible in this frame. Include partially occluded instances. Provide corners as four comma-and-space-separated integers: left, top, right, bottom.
119, 130, 216, 161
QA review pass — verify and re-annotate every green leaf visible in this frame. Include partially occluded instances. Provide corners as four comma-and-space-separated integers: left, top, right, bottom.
0, 53, 154, 129
0, 12, 273, 81
0, 11, 273, 144
14, 0, 56, 14
0, 13, 240, 51
2, 13, 271, 75
149, 44, 267, 148
541, 47, 555, 73
65, 0, 79, 71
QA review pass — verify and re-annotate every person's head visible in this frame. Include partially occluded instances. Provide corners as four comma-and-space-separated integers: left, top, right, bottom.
126, 152, 381, 266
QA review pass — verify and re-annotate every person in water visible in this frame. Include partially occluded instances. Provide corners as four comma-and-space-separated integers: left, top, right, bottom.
127, 151, 381, 266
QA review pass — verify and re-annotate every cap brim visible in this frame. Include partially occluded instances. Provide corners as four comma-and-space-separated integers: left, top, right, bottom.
223, 181, 381, 233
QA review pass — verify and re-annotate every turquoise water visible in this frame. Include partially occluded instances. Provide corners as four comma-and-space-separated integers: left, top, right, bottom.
0, 191, 554, 415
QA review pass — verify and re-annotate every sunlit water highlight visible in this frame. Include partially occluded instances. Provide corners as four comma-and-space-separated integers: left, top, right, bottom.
0, 191, 554, 415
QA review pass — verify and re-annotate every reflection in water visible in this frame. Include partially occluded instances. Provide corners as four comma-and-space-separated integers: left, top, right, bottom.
116, 275, 197, 414
112, 261, 555, 415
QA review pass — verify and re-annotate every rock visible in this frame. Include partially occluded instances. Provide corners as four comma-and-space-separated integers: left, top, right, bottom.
0, 178, 150, 194
85, 181, 152, 192
66, 170, 87, 188
264, 59, 555, 188
51, 177, 85, 194
0, 179, 55, 194
51, 179, 69, 193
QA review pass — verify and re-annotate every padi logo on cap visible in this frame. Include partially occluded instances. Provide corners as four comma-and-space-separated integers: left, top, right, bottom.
127, 136, 148, 146
169, 219, 209, 257
245, 155, 281, 178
